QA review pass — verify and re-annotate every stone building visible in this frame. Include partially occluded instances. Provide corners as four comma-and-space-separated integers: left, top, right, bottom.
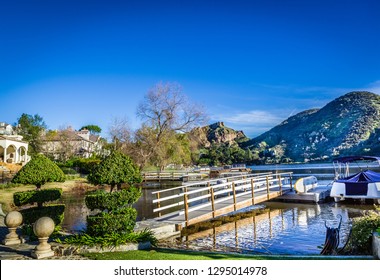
0, 122, 29, 164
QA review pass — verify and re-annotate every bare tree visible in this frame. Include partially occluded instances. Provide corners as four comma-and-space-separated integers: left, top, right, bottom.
108, 117, 133, 152
136, 82, 208, 170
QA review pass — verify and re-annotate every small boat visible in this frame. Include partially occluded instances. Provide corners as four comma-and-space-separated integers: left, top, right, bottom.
294, 175, 318, 193
330, 156, 380, 204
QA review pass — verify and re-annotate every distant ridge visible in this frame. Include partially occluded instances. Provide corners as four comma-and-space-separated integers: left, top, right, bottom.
245, 91, 380, 162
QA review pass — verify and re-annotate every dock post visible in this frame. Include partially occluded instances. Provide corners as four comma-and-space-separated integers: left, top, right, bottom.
250, 178, 255, 205
266, 176, 270, 200
232, 182, 237, 211
278, 174, 282, 195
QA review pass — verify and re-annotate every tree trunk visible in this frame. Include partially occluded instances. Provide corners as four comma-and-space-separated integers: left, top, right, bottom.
36, 184, 43, 208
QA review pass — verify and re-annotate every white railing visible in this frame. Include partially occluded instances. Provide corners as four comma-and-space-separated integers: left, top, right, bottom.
152, 172, 293, 226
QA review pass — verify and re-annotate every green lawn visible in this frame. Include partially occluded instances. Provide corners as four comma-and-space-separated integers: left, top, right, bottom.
83, 248, 372, 260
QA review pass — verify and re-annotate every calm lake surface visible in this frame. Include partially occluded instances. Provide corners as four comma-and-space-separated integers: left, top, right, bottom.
59, 163, 377, 255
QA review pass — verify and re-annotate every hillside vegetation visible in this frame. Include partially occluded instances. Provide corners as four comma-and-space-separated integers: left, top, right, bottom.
246, 91, 380, 163
189, 91, 380, 164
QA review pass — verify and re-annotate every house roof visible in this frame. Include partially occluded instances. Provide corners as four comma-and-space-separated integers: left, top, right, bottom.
42, 130, 100, 143
0, 135, 28, 144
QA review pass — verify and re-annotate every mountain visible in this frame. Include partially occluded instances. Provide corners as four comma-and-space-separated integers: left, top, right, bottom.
245, 91, 380, 162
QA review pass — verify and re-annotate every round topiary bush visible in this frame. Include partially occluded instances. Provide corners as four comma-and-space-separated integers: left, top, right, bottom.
12, 154, 65, 189
87, 151, 142, 192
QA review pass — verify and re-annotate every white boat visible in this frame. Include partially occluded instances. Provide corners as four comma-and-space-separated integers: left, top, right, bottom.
294, 175, 318, 193
330, 156, 380, 204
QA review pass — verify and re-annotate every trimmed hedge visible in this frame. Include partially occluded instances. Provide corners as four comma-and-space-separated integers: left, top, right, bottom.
11, 154, 65, 188
86, 208, 137, 237
14, 188, 62, 206
20, 204, 65, 226
85, 187, 142, 211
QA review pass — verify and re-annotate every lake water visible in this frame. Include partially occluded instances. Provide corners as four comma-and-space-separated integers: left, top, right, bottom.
59, 163, 378, 254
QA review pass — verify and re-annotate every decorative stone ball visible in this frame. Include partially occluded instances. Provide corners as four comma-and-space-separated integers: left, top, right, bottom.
4, 211, 23, 228
33, 217, 55, 238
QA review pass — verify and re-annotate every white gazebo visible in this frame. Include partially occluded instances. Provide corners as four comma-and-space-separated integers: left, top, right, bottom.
0, 135, 29, 164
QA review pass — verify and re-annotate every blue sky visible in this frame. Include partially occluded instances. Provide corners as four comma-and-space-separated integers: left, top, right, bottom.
1, 0, 380, 138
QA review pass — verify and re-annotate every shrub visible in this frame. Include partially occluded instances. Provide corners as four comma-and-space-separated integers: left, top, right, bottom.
86, 208, 137, 237
20, 204, 65, 226
12, 154, 65, 189
59, 228, 157, 247
60, 167, 78, 175
87, 151, 142, 192
348, 210, 380, 254
85, 187, 142, 211
13, 188, 62, 206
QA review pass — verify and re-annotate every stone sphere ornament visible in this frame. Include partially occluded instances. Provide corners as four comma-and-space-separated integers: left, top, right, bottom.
33, 216, 55, 238
2, 211, 23, 245
31, 217, 55, 259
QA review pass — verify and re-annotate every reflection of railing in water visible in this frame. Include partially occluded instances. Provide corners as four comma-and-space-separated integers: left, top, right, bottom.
152, 172, 293, 228
179, 203, 330, 253
179, 209, 284, 253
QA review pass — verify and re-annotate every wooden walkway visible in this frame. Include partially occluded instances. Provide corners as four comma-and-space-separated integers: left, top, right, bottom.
152, 172, 293, 229
142, 171, 210, 182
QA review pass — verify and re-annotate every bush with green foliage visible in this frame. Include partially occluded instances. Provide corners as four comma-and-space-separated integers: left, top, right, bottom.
86, 208, 137, 236
84, 188, 142, 237
85, 188, 142, 211
59, 167, 78, 175
20, 204, 65, 226
59, 158, 101, 174
87, 151, 142, 192
58, 228, 157, 248
12, 154, 65, 189
13, 188, 62, 206
347, 210, 380, 254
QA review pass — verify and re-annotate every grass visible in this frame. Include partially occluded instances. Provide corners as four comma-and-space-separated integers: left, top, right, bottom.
82, 248, 372, 260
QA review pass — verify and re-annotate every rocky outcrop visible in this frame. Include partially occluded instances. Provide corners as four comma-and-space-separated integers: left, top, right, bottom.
189, 122, 248, 148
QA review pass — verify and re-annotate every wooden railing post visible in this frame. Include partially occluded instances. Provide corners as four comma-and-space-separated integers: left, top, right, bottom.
278, 174, 282, 195
184, 193, 189, 227
250, 178, 255, 205
156, 192, 161, 217
208, 182, 211, 201
266, 176, 270, 200
232, 182, 237, 211
289, 173, 293, 190
210, 187, 215, 218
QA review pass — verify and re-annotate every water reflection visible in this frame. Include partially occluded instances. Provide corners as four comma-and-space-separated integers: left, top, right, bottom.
177, 201, 375, 255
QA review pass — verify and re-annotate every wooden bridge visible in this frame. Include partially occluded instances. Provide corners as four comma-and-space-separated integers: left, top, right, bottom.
152, 172, 293, 229
142, 171, 210, 182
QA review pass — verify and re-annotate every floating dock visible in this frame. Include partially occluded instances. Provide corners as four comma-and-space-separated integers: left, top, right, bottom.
275, 185, 331, 203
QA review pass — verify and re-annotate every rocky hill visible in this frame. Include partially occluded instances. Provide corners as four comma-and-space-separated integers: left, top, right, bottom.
245, 91, 380, 162
189, 121, 249, 148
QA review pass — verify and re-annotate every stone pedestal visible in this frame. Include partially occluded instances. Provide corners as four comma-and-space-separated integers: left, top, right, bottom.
0, 203, 6, 217
31, 217, 55, 259
2, 211, 23, 245
373, 231, 380, 260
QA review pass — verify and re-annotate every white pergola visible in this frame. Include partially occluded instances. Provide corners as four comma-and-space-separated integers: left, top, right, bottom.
0, 136, 29, 164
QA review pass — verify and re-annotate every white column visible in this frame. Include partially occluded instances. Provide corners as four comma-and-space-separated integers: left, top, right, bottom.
3, 145, 7, 163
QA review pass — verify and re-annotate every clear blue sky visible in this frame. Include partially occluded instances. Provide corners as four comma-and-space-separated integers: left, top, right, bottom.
1, 0, 380, 138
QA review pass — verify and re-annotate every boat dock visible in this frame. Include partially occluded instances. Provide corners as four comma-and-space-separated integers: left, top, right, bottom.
275, 186, 331, 203
151, 172, 293, 230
